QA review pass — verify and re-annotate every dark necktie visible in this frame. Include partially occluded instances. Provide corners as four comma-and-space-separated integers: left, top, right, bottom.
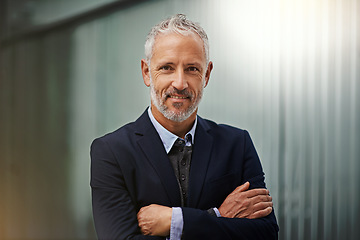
167, 136, 192, 207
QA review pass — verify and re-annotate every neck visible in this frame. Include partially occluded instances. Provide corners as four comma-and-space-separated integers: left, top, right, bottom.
151, 105, 196, 139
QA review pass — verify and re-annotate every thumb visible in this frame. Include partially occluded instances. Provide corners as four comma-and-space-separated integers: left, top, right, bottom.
235, 181, 250, 193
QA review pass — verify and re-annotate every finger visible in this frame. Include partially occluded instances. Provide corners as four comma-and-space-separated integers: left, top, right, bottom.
248, 194, 272, 204
244, 195, 272, 211
248, 206, 273, 219
137, 211, 145, 222
137, 208, 145, 217
242, 188, 269, 198
233, 181, 250, 193
252, 201, 273, 212
137, 210, 142, 219
233, 201, 272, 219
141, 226, 150, 235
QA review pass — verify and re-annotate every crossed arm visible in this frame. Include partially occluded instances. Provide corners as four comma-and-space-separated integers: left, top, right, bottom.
91, 133, 279, 239
137, 181, 273, 237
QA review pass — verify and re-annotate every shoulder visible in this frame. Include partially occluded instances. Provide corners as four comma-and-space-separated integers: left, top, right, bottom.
90, 121, 138, 154
98, 121, 137, 141
91, 109, 151, 147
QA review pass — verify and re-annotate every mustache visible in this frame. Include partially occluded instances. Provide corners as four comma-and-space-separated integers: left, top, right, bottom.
165, 88, 193, 99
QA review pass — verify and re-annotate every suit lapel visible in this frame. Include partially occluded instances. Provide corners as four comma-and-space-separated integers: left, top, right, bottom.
134, 110, 182, 206
188, 117, 213, 208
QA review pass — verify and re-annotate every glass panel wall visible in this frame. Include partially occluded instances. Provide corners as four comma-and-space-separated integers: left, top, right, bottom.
1, 0, 359, 239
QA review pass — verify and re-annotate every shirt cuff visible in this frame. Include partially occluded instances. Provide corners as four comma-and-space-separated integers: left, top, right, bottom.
213, 207, 222, 217
169, 207, 183, 240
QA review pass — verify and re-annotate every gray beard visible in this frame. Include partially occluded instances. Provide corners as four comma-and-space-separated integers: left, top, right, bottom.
149, 76, 204, 122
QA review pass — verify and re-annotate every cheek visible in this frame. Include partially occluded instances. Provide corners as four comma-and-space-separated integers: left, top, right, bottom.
152, 72, 172, 89
191, 76, 205, 92
151, 78, 170, 97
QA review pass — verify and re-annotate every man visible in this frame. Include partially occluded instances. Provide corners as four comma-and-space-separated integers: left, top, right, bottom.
91, 14, 279, 239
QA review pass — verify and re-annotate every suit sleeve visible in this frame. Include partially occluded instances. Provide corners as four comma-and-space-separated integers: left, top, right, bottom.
181, 130, 279, 240
90, 138, 165, 240
182, 208, 278, 239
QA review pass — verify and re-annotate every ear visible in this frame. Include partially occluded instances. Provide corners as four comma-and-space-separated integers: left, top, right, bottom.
141, 59, 151, 87
204, 61, 213, 88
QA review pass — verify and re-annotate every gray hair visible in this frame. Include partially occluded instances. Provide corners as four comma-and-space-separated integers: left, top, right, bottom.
144, 14, 209, 64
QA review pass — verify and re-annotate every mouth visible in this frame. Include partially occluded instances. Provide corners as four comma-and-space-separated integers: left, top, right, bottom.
168, 95, 189, 100
165, 88, 193, 101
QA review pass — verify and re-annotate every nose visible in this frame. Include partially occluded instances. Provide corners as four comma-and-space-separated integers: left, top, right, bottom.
172, 69, 188, 90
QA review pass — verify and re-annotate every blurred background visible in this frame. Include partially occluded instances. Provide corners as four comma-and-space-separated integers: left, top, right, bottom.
0, 0, 359, 239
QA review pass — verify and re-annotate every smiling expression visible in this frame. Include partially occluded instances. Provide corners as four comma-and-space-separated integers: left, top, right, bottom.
142, 32, 213, 122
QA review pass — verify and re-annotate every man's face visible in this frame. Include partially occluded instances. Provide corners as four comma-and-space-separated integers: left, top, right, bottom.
142, 32, 212, 122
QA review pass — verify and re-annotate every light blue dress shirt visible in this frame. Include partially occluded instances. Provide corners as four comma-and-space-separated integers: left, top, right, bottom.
147, 108, 221, 240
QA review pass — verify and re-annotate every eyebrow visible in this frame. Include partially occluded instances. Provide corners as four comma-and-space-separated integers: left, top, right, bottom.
187, 63, 201, 66
158, 62, 174, 66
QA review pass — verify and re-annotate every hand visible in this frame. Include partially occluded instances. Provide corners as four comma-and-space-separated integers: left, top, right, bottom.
218, 182, 273, 219
137, 204, 172, 236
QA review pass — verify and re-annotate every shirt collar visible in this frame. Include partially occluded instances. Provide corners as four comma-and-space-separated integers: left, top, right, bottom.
148, 107, 197, 154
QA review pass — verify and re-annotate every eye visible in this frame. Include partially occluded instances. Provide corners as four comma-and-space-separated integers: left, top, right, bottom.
187, 66, 199, 72
159, 65, 172, 71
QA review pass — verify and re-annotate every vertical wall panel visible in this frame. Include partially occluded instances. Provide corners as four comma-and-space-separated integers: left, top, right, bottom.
0, 47, 14, 240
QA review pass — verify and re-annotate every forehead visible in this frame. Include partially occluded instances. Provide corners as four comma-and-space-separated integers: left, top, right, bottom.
151, 32, 206, 64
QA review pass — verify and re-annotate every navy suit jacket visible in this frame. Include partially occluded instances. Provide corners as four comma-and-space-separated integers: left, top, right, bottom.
90, 109, 279, 239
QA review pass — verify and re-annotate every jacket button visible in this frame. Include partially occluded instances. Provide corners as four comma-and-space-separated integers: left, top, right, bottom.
181, 174, 186, 181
